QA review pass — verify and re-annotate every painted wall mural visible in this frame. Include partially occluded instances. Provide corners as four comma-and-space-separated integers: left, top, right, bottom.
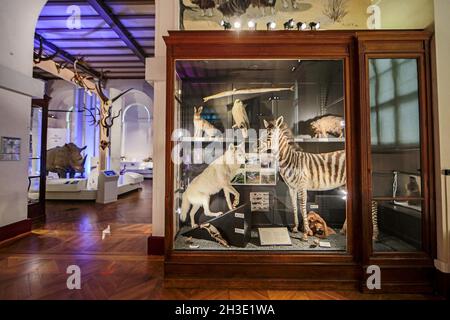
180, 0, 434, 31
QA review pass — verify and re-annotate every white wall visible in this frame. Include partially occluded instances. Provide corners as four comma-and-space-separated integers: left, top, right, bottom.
433, 0, 450, 274
0, 0, 47, 227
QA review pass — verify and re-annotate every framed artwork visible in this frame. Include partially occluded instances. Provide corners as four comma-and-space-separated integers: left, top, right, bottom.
0, 136, 21, 161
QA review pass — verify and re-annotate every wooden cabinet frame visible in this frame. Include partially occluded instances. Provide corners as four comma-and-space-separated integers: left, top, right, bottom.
163, 30, 435, 292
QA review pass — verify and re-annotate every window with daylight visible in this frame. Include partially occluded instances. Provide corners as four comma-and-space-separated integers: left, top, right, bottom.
369, 59, 420, 149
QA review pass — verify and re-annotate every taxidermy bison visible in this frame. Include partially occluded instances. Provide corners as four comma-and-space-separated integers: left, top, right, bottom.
46, 143, 87, 178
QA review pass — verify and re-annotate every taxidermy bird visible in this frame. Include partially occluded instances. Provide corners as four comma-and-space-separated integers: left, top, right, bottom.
231, 99, 250, 138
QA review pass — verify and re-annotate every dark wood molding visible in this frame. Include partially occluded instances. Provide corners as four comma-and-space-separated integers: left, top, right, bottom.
0, 219, 32, 243
435, 270, 450, 299
148, 236, 165, 256
163, 30, 437, 292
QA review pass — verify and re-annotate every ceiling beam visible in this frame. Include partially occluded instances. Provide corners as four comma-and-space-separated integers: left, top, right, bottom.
35, 33, 101, 79
87, 0, 147, 63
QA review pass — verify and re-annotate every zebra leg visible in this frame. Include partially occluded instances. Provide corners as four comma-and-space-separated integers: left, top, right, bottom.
289, 188, 299, 233
299, 187, 313, 238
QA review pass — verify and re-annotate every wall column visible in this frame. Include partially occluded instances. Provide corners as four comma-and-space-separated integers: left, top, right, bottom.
145, 0, 179, 254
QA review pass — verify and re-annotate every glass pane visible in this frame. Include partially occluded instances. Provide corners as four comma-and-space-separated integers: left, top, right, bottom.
173, 60, 347, 252
28, 106, 43, 204
369, 58, 422, 252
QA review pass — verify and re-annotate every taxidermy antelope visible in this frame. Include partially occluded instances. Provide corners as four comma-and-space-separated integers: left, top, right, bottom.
193, 106, 219, 137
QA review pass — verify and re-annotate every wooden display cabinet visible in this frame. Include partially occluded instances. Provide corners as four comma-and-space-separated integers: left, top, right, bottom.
163, 30, 436, 292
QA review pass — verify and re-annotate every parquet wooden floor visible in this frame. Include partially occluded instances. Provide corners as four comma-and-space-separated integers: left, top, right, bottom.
0, 180, 442, 300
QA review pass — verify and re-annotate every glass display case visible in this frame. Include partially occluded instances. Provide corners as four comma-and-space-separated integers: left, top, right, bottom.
163, 30, 435, 291
172, 59, 349, 252
28, 97, 49, 221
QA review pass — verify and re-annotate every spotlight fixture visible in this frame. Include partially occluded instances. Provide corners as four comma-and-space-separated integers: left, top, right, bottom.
296, 22, 307, 30
221, 20, 232, 30
309, 22, 320, 30
247, 20, 257, 30
283, 19, 295, 30
266, 21, 276, 30
233, 21, 241, 29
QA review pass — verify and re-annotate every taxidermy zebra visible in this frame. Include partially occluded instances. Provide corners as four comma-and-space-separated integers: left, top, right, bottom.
259, 116, 379, 240
231, 99, 250, 138
218, 0, 251, 18
193, 106, 219, 137
192, 0, 216, 17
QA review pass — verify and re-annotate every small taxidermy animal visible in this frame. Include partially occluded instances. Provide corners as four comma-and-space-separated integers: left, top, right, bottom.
231, 99, 250, 138
406, 176, 421, 206
307, 212, 336, 239
180, 143, 245, 227
310, 115, 344, 138
193, 106, 219, 137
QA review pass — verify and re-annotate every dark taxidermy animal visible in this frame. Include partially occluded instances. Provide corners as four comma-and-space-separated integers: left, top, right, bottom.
46, 143, 87, 178
218, 0, 251, 17
406, 176, 421, 206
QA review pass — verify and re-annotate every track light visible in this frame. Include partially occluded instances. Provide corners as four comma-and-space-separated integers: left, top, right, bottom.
296, 22, 307, 30
221, 20, 232, 30
233, 21, 241, 29
247, 20, 257, 30
309, 22, 320, 30
266, 21, 276, 30
283, 19, 295, 30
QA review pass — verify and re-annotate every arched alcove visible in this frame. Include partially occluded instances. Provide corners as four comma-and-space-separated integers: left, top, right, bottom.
121, 103, 152, 162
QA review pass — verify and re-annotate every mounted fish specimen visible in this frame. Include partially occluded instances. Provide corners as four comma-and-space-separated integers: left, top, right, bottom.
231, 99, 250, 139
180, 144, 245, 227
193, 106, 220, 137
203, 86, 294, 102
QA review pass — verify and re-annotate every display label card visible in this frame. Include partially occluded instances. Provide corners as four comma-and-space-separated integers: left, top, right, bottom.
234, 228, 245, 235
258, 227, 292, 246
234, 212, 244, 219
319, 241, 331, 248
250, 192, 270, 212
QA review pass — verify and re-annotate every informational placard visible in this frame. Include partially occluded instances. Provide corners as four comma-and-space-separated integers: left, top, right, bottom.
250, 192, 270, 212
0, 136, 21, 161
258, 227, 292, 246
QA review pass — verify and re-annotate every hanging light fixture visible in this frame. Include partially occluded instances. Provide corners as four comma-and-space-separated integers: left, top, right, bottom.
266, 21, 276, 30
247, 20, 257, 30
283, 19, 295, 30
296, 22, 307, 30
309, 22, 320, 30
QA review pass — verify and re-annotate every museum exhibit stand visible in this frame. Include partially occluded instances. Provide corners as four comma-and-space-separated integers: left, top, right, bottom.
28, 95, 49, 222
163, 30, 436, 292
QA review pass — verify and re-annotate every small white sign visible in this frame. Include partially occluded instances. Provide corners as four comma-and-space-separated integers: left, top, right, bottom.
234, 212, 244, 219
234, 228, 245, 235
258, 227, 292, 246
319, 241, 331, 248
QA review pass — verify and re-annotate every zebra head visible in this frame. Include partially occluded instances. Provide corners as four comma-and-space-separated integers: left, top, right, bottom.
256, 116, 284, 154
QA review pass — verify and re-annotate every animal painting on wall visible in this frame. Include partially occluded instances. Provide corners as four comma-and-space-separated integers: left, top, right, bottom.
180, 0, 364, 31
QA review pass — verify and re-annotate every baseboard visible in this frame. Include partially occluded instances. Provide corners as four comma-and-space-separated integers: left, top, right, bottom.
0, 219, 32, 242
436, 269, 450, 299
148, 235, 164, 255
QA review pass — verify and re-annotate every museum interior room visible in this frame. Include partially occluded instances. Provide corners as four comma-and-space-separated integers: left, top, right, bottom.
0, 0, 449, 300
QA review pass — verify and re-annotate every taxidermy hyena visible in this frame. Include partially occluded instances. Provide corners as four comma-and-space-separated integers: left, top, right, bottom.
180, 143, 245, 227
192, 0, 216, 17
310, 115, 344, 138
193, 106, 219, 137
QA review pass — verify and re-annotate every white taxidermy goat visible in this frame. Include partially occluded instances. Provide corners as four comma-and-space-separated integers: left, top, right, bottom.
180, 143, 245, 227
193, 106, 219, 137
231, 99, 250, 139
